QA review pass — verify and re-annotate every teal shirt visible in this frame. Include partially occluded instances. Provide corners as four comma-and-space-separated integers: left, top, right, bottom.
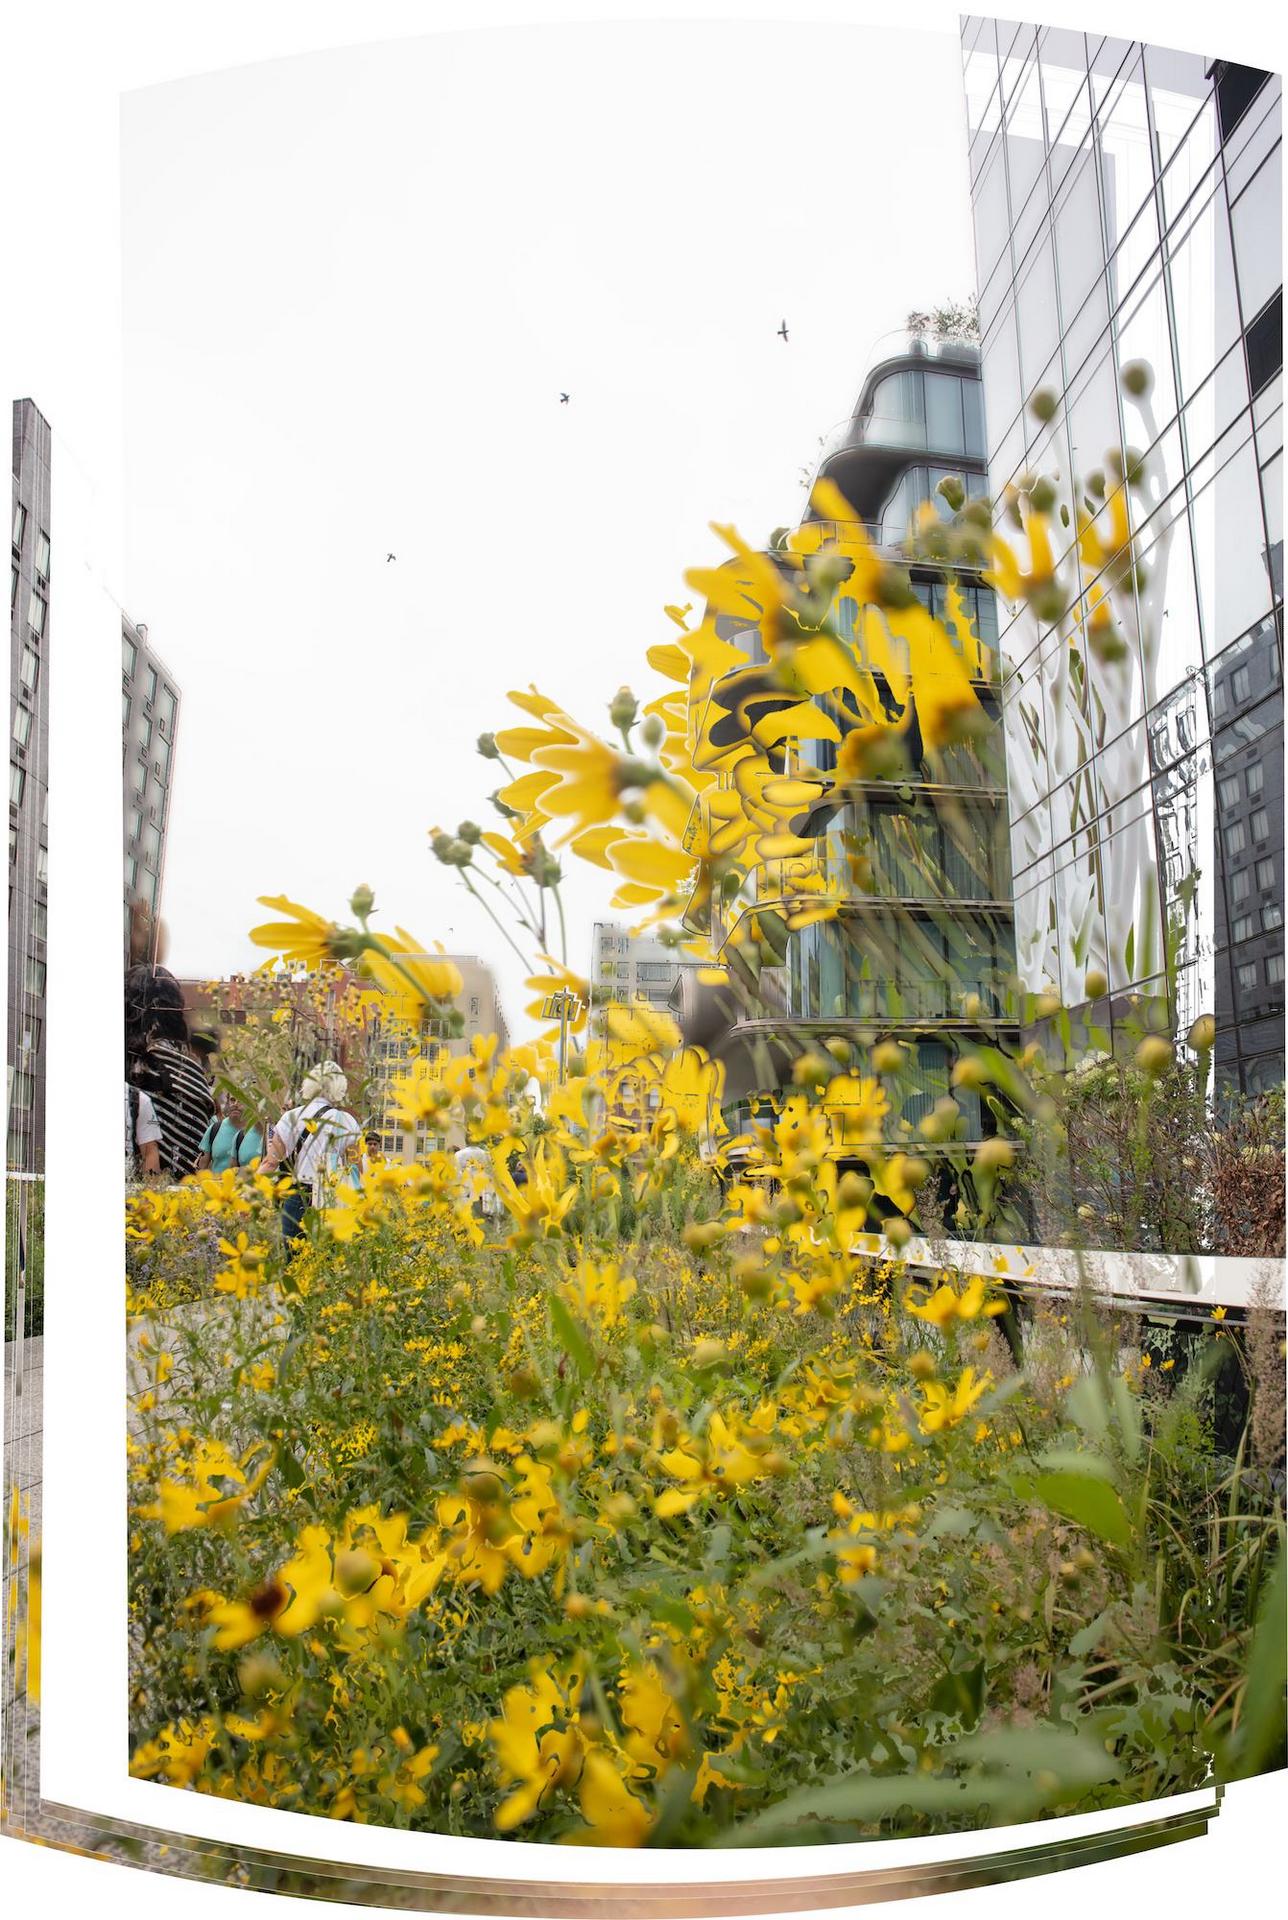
199, 1118, 265, 1173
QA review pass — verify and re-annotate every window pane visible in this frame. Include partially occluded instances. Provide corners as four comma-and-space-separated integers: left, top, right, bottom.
35, 530, 50, 576
962, 377, 986, 458
924, 372, 966, 455
1191, 430, 1274, 657
1170, 182, 1244, 404
1231, 157, 1283, 327
27, 592, 46, 636
1216, 64, 1271, 144
1247, 290, 1283, 398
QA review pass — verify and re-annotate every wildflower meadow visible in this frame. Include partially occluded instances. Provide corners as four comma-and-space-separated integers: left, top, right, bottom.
124, 413, 1285, 1845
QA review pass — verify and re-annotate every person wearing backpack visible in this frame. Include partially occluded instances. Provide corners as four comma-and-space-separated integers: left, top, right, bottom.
195, 1100, 265, 1175
125, 1082, 163, 1183
257, 1061, 361, 1254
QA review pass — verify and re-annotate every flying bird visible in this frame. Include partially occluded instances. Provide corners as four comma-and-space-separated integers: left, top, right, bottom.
778, 320, 789, 342
560, 392, 570, 404
386, 553, 396, 563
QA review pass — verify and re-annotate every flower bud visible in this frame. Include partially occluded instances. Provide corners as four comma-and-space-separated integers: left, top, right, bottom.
1084, 968, 1108, 1000
456, 820, 483, 845
609, 686, 638, 732
349, 883, 376, 920
1187, 1013, 1216, 1052
974, 1136, 1015, 1172
476, 732, 500, 760
1029, 388, 1058, 423
640, 712, 666, 751
1134, 1035, 1174, 1077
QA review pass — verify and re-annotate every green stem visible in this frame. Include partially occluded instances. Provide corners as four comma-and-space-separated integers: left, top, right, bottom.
460, 875, 536, 973
552, 884, 569, 968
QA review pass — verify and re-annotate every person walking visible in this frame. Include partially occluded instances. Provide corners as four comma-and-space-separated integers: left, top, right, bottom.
257, 1061, 361, 1253
125, 964, 216, 1179
195, 1099, 265, 1175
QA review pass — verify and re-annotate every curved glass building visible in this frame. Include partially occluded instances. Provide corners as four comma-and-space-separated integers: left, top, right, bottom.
679, 335, 1019, 1191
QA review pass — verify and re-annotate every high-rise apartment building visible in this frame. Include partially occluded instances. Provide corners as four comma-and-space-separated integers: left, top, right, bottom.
590, 920, 702, 1028
961, 21, 1282, 1095
9, 401, 52, 1173
678, 338, 1017, 1177
371, 953, 510, 1158
122, 614, 181, 963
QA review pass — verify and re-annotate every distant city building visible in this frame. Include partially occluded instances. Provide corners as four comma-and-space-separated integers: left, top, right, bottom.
590, 920, 701, 1030
123, 614, 181, 964
8, 400, 51, 1172
178, 969, 378, 1114
371, 954, 510, 1158
961, 21, 1282, 1093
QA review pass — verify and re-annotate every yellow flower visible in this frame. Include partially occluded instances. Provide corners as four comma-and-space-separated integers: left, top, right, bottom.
363, 930, 463, 1018
131, 1717, 218, 1787
249, 896, 345, 967
919, 1367, 991, 1435
489, 1658, 585, 1832
214, 1232, 269, 1299
140, 1440, 272, 1534
378, 1742, 439, 1813
905, 1274, 1006, 1331
569, 1748, 652, 1846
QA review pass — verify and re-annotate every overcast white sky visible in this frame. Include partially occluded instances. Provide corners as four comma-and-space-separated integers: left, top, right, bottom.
120, 15, 978, 1035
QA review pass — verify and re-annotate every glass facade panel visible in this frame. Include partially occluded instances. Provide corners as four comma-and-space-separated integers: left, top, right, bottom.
1190, 428, 1273, 658
1231, 158, 1283, 328
962, 18, 1283, 1094
924, 372, 966, 455
1169, 182, 1244, 404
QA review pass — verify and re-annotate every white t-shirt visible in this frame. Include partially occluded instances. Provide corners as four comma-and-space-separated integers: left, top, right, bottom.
274, 1099, 362, 1202
126, 1083, 163, 1161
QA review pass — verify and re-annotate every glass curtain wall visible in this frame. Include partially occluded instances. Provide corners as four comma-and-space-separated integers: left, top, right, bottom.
962, 18, 1283, 1095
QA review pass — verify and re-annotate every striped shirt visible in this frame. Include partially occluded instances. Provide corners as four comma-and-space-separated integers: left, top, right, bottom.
144, 1039, 216, 1178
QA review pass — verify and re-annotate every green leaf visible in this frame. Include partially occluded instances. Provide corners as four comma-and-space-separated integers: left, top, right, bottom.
718, 1769, 991, 1844
1034, 1469, 1134, 1547
950, 1720, 1120, 1791
1224, 1548, 1286, 1780
926, 1505, 977, 1539
275, 1443, 306, 1490
1036, 1447, 1118, 1482
548, 1294, 594, 1379
1069, 1608, 1115, 1657
928, 1658, 985, 1727
1065, 1374, 1112, 1450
